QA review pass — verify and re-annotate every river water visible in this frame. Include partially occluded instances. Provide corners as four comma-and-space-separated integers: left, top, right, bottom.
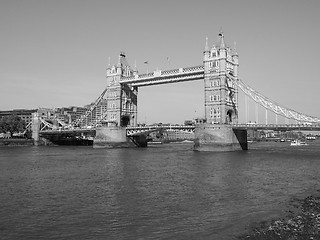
1, 141, 320, 239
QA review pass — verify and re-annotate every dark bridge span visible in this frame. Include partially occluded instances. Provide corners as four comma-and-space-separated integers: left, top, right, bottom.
40, 129, 96, 145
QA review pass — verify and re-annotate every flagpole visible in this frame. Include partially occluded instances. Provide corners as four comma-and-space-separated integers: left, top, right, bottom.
144, 61, 149, 74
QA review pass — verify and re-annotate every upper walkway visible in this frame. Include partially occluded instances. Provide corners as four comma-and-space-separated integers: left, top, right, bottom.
120, 66, 204, 87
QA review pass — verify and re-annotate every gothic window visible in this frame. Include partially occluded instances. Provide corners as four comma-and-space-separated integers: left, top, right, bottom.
209, 95, 213, 102
109, 103, 116, 109
210, 108, 213, 119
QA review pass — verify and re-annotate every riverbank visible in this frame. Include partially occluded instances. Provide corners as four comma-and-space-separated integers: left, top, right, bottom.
0, 138, 34, 146
238, 193, 320, 239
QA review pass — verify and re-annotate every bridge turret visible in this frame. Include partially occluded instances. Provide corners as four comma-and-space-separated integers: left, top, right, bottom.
203, 37, 210, 72
116, 53, 122, 74
232, 42, 239, 78
133, 60, 138, 76
218, 31, 227, 74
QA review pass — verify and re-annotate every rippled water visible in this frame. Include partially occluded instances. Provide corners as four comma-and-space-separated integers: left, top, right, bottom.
1, 141, 320, 239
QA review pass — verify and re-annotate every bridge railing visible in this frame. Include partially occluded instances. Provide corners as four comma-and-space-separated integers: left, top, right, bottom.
182, 65, 204, 73
232, 123, 320, 130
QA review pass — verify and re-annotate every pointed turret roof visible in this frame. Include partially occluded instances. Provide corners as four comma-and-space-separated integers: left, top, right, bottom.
232, 41, 238, 56
205, 37, 209, 52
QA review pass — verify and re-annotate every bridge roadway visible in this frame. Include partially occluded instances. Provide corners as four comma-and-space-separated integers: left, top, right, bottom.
40, 123, 320, 137
40, 128, 96, 135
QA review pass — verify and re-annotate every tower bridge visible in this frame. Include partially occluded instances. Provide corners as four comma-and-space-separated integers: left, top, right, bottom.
32, 31, 320, 150
91, 31, 245, 150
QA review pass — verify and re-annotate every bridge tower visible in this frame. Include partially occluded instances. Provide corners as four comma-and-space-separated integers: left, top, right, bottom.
94, 52, 145, 148
105, 52, 138, 127
203, 31, 239, 124
194, 31, 247, 151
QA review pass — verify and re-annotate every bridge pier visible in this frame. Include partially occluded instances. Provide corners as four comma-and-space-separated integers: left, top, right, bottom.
93, 125, 147, 148
193, 124, 247, 151
31, 112, 41, 146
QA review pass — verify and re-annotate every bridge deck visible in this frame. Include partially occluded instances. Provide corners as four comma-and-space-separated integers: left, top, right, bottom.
39, 124, 320, 136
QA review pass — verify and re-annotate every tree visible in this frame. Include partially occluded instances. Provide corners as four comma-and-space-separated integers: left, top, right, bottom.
0, 115, 26, 135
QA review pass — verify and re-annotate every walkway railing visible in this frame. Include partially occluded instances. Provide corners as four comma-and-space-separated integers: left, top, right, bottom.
232, 123, 320, 131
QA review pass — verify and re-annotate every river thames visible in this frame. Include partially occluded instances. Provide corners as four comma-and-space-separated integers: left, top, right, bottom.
1, 141, 320, 239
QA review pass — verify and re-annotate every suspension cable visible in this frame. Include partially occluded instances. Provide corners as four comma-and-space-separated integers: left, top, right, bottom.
226, 73, 320, 123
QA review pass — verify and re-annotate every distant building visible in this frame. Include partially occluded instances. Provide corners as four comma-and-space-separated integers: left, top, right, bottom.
0, 109, 37, 124
55, 106, 88, 124
37, 108, 56, 120
84, 98, 108, 125
0, 99, 109, 128
184, 120, 195, 126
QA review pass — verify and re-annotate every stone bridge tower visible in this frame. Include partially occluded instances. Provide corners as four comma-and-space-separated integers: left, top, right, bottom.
105, 52, 138, 127
203, 31, 239, 124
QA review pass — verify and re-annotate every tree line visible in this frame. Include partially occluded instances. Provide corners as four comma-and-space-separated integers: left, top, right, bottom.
0, 115, 26, 135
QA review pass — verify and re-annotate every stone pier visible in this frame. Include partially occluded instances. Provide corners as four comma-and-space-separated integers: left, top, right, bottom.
193, 124, 247, 151
93, 126, 147, 148
31, 112, 41, 146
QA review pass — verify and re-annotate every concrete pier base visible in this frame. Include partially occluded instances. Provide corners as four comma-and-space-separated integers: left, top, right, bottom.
93, 126, 147, 148
193, 124, 247, 151
31, 112, 40, 146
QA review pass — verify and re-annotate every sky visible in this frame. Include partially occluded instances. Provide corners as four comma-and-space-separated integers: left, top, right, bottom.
1, 0, 320, 124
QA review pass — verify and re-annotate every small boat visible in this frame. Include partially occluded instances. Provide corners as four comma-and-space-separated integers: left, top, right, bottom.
290, 139, 308, 146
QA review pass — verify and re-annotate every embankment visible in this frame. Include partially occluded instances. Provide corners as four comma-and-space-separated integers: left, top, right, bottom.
0, 138, 34, 146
